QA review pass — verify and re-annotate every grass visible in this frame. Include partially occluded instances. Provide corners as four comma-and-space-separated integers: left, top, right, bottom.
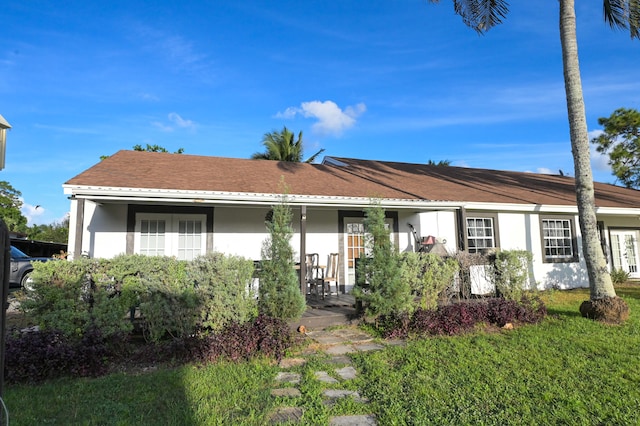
4, 284, 640, 425
352, 284, 640, 425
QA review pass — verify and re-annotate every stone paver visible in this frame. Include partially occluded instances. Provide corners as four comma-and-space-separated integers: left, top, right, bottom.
279, 357, 307, 368
275, 372, 301, 384
323, 389, 369, 404
316, 371, 339, 383
336, 366, 357, 380
271, 388, 302, 397
353, 343, 385, 352
269, 406, 304, 424
329, 414, 377, 426
328, 355, 352, 365
269, 327, 389, 424
324, 344, 356, 355
306, 328, 374, 345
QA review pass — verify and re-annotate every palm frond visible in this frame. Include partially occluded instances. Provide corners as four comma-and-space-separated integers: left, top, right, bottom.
451, 0, 509, 33
604, 0, 640, 38
304, 148, 326, 164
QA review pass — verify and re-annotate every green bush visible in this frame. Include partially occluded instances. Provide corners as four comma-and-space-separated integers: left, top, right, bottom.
610, 268, 630, 285
128, 257, 201, 342
258, 196, 306, 321
187, 252, 257, 332
22, 253, 266, 343
352, 200, 413, 317
400, 252, 459, 310
491, 250, 533, 301
22, 258, 133, 338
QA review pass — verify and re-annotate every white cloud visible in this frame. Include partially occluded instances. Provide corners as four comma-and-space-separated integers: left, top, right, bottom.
536, 167, 555, 175
138, 92, 159, 102
168, 112, 195, 129
588, 129, 611, 172
152, 112, 196, 132
276, 100, 366, 136
21, 202, 44, 226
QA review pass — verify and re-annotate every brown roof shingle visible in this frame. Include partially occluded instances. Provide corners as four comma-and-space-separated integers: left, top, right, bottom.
64, 150, 640, 209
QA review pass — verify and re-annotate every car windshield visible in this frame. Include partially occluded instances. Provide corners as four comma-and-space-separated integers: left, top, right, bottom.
10, 246, 30, 258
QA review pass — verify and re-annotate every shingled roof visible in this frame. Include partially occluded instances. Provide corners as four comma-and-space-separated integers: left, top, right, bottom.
64, 150, 640, 209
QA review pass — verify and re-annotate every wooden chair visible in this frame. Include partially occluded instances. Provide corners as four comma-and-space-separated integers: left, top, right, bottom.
305, 253, 321, 297
318, 253, 339, 298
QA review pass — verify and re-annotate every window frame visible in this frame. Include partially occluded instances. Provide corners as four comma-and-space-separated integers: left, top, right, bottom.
539, 215, 579, 263
464, 212, 499, 254
134, 213, 207, 260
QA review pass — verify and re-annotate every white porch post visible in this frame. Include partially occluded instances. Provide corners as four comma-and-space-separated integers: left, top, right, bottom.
300, 206, 307, 294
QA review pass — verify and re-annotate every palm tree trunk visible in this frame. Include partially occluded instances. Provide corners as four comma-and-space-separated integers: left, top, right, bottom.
559, 0, 616, 299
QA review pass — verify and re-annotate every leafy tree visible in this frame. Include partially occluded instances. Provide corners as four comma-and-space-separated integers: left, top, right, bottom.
428, 0, 639, 312
133, 144, 185, 154
427, 159, 451, 166
101, 144, 184, 160
257, 194, 306, 321
591, 108, 640, 188
0, 180, 27, 233
251, 126, 325, 163
353, 199, 413, 317
27, 216, 69, 243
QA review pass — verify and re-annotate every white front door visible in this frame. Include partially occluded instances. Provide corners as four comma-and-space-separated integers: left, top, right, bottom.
611, 230, 640, 278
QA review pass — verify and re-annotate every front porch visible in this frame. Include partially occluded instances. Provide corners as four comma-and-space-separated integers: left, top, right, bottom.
295, 293, 358, 331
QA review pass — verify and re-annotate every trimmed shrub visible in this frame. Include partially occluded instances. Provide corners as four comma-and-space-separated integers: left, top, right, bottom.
21, 258, 133, 338
491, 250, 533, 301
187, 252, 257, 332
132, 257, 200, 342
400, 252, 459, 310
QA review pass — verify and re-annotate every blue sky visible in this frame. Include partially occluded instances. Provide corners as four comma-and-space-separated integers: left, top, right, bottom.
1, 1, 639, 226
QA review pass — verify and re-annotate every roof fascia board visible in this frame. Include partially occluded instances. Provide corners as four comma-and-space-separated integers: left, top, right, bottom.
63, 186, 640, 215
68, 193, 463, 210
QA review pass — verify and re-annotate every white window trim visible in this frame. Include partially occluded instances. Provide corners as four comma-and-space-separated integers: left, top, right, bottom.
540, 216, 579, 263
135, 213, 207, 260
466, 214, 498, 254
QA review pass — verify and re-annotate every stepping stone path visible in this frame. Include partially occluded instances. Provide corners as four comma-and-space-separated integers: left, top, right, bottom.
268, 326, 402, 425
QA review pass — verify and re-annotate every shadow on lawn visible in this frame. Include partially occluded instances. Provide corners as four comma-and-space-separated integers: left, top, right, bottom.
615, 282, 640, 300
546, 307, 582, 318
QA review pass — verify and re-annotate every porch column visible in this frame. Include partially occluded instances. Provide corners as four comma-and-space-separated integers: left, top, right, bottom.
300, 206, 307, 294
73, 198, 85, 259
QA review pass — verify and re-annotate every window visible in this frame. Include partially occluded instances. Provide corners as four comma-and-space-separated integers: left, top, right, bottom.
136, 214, 206, 260
466, 215, 497, 253
540, 217, 578, 263
177, 219, 202, 261
140, 219, 166, 256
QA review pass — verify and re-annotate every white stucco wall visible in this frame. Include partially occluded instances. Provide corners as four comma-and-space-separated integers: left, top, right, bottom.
212, 206, 271, 260
495, 212, 589, 290
70, 198, 640, 292
67, 200, 128, 260
412, 211, 458, 254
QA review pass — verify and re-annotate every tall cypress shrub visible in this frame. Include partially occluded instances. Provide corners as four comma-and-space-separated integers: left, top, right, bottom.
258, 195, 306, 321
353, 199, 412, 317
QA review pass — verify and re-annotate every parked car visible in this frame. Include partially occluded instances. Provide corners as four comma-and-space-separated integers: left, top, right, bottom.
9, 246, 53, 289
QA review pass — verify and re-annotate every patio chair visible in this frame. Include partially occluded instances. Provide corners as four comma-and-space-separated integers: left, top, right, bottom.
305, 253, 322, 297
318, 253, 339, 298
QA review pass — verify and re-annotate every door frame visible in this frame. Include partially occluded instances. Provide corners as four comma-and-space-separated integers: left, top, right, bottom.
609, 228, 640, 279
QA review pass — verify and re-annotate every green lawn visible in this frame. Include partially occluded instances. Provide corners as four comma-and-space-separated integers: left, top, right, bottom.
5, 285, 640, 425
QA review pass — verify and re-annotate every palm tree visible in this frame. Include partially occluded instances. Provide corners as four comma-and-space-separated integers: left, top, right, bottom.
429, 1, 638, 309
251, 126, 325, 163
